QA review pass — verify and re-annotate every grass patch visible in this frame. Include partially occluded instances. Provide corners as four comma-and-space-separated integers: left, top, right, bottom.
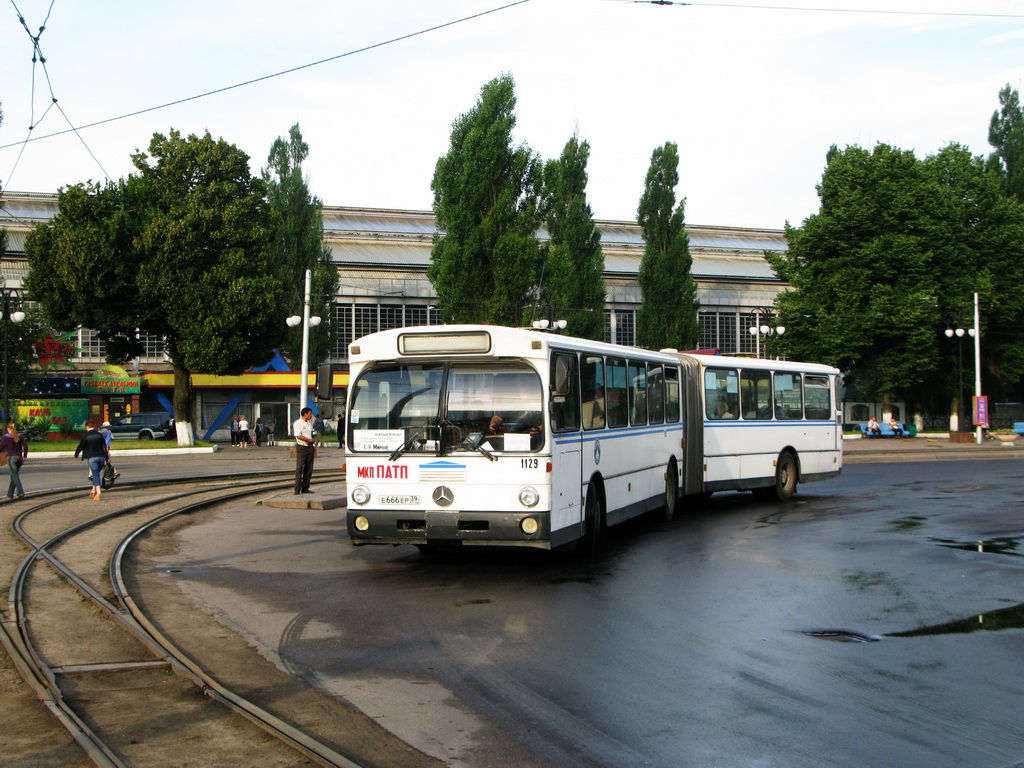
32, 439, 215, 452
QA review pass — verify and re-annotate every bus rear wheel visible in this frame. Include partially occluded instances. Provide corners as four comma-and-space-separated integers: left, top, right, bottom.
771, 451, 797, 501
662, 463, 678, 522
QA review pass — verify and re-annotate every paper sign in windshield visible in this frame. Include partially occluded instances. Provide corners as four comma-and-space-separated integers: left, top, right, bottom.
354, 429, 405, 451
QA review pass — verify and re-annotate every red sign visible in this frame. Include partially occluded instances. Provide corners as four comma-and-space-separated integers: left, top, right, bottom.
33, 328, 79, 371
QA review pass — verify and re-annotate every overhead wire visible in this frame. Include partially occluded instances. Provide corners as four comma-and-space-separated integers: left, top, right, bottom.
623, 0, 1024, 18
0, 0, 534, 153
4, 0, 111, 189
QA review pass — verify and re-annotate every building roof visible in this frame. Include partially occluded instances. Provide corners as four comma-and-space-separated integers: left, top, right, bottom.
2, 192, 787, 285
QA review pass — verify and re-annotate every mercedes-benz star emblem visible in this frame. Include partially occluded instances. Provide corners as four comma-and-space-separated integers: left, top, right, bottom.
432, 486, 454, 507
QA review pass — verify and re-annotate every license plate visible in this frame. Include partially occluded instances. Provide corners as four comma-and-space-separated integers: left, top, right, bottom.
379, 495, 420, 505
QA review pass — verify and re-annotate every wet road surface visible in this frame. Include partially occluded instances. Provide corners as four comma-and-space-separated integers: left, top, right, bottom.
163, 458, 1024, 768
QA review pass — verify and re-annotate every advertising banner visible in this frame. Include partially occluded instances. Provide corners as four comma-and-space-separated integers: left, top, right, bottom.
15, 399, 89, 432
973, 395, 989, 427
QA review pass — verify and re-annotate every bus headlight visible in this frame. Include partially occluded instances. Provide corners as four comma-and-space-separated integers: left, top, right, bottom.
520, 517, 539, 535
351, 485, 371, 505
354, 515, 370, 532
518, 486, 539, 507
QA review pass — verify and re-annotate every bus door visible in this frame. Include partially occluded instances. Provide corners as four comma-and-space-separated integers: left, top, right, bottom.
549, 352, 582, 543
677, 357, 704, 496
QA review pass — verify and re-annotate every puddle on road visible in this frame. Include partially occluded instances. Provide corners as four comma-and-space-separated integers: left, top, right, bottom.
933, 537, 1022, 557
888, 602, 1024, 637
889, 516, 927, 531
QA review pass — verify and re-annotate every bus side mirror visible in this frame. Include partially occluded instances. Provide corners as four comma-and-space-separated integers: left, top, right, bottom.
553, 357, 574, 396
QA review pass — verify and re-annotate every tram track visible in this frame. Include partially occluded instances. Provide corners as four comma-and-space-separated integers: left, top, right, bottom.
0, 469, 387, 768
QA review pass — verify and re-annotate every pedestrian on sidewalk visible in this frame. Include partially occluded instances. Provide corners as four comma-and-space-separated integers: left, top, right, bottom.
0, 422, 29, 499
293, 407, 316, 495
239, 415, 250, 447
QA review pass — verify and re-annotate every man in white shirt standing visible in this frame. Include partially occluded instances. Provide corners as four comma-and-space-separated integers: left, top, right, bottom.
293, 407, 316, 495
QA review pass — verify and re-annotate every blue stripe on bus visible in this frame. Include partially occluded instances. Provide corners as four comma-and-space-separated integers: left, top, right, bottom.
553, 424, 684, 446
703, 420, 836, 428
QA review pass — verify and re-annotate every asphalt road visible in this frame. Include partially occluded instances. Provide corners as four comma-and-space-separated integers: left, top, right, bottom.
138, 446, 1024, 768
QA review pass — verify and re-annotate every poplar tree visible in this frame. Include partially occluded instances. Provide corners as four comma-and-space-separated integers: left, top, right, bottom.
988, 84, 1024, 203
429, 75, 544, 326
635, 142, 700, 350
264, 124, 338, 366
540, 134, 605, 340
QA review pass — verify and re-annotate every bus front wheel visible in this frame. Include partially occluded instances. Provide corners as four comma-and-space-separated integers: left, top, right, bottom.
577, 488, 604, 556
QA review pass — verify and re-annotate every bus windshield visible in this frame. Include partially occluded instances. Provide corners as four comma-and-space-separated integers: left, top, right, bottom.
348, 361, 544, 454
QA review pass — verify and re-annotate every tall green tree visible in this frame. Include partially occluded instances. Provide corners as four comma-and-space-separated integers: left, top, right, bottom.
0, 228, 49, 417
263, 123, 338, 367
540, 134, 605, 340
429, 74, 544, 326
767, 142, 1024, 412
25, 130, 289, 444
988, 84, 1024, 204
636, 142, 700, 350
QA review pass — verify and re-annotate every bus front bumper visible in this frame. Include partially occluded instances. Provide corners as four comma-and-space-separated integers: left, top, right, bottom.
347, 508, 552, 549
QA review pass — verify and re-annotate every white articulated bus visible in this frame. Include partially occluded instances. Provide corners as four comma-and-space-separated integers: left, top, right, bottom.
344, 325, 842, 551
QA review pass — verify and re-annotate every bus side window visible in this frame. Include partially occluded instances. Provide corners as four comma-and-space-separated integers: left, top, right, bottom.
704, 368, 739, 419
606, 357, 629, 427
629, 360, 647, 425
804, 375, 831, 419
665, 366, 680, 422
741, 369, 772, 420
774, 372, 803, 419
648, 365, 665, 425
551, 353, 580, 432
582, 356, 606, 430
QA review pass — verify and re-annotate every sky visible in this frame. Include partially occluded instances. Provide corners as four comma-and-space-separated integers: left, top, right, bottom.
1, 0, 1022, 230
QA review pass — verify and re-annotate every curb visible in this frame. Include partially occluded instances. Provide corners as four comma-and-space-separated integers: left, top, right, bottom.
28, 446, 222, 459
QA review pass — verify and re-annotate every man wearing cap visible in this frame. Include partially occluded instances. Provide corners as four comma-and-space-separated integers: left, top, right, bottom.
99, 421, 112, 450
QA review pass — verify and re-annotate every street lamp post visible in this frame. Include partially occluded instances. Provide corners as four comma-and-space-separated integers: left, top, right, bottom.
2, 288, 27, 424
973, 292, 983, 445
285, 269, 321, 412
946, 294, 984, 444
747, 307, 785, 358
943, 313, 974, 433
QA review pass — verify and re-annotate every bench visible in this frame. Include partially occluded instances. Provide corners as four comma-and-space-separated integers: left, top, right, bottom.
860, 422, 907, 438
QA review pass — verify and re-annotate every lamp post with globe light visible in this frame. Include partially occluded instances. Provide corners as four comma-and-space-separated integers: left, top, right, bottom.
2, 288, 27, 423
747, 307, 785, 359
285, 269, 321, 412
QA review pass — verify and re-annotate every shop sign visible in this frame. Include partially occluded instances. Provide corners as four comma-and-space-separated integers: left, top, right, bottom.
15, 399, 89, 431
82, 365, 141, 394
33, 328, 79, 371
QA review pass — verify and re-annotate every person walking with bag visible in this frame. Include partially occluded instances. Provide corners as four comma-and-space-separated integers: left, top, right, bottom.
0, 422, 29, 500
75, 421, 110, 500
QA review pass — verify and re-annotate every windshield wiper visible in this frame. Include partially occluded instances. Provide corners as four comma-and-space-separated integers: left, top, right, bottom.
441, 417, 497, 462
388, 416, 443, 461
